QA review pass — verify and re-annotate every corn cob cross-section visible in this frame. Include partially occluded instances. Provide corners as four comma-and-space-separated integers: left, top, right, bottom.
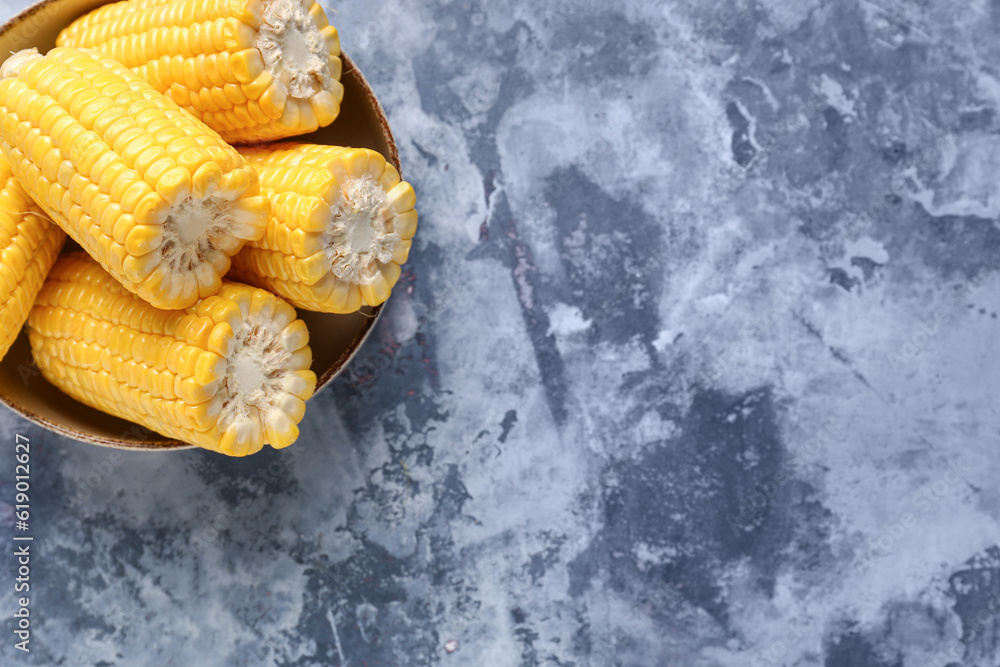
229, 143, 417, 313
29, 253, 317, 456
0, 152, 65, 363
56, 0, 343, 144
0, 47, 268, 310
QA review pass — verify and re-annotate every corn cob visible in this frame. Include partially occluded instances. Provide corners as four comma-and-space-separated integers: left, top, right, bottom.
228, 143, 417, 312
29, 253, 317, 456
0, 47, 268, 310
56, 0, 343, 144
0, 153, 65, 363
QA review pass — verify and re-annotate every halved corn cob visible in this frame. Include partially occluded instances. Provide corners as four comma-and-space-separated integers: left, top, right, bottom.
228, 143, 417, 312
56, 0, 343, 144
0, 47, 268, 310
29, 253, 317, 456
0, 152, 65, 363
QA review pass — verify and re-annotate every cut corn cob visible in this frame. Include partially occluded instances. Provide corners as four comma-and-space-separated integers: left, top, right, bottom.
0, 47, 268, 310
29, 252, 317, 456
0, 153, 65, 362
229, 143, 417, 312
56, 0, 343, 144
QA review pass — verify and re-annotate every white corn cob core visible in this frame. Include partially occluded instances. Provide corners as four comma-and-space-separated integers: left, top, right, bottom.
258, 0, 334, 102
325, 174, 399, 285
215, 283, 314, 454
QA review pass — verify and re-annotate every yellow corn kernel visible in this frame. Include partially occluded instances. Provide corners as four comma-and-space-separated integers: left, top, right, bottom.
57, 0, 344, 144
229, 143, 417, 313
28, 253, 317, 456
0, 47, 268, 309
0, 152, 65, 362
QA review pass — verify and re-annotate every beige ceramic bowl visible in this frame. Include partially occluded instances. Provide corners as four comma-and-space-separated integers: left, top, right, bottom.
0, 0, 397, 449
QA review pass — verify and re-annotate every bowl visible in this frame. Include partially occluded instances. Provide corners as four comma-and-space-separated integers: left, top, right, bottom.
0, 0, 398, 450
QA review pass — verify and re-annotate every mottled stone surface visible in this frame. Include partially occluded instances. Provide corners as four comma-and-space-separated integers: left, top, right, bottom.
2, 0, 1000, 665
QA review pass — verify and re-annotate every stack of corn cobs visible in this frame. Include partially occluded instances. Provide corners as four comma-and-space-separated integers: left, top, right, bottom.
0, 0, 418, 456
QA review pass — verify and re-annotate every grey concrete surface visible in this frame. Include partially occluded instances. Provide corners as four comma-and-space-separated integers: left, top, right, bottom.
0, 0, 999, 665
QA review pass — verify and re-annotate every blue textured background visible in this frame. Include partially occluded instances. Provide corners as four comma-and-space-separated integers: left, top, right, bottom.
2, 0, 1000, 665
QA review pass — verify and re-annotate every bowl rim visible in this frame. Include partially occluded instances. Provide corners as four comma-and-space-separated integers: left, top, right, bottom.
0, 2, 400, 450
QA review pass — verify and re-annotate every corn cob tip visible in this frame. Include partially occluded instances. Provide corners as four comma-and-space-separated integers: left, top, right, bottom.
28, 254, 316, 456
259, 0, 338, 97
54, 0, 343, 142
232, 144, 417, 313
326, 174, 404, 286
213, 283, 316, 456
147, 191, 267, 307
0, 49, 41, 79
